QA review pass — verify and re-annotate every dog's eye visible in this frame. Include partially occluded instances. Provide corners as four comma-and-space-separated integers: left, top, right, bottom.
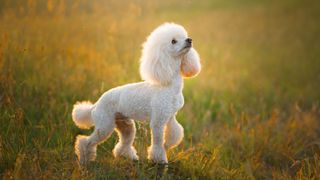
171, 39, 177, 44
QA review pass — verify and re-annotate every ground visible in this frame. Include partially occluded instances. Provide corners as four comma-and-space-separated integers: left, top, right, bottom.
0, 0, 320, 179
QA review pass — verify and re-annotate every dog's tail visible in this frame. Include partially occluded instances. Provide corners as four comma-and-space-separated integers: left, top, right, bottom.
72, 101, 94, 129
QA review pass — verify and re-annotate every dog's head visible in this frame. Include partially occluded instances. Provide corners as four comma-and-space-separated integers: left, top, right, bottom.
140, 23, 201, 85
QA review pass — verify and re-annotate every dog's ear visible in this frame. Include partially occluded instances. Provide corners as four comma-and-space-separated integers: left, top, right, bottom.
140, 42, 176, 85
181, 48, 201, 78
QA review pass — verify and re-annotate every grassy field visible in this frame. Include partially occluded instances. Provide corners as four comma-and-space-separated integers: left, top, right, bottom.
1, 0, 320, 179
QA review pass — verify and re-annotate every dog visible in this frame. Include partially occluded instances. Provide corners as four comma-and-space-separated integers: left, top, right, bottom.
72, 22, 201, 165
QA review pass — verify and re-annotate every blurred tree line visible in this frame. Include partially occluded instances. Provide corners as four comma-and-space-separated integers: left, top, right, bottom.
0, 0, 148, 17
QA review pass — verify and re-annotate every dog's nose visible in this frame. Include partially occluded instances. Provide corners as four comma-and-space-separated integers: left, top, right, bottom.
186, 38, 192, 44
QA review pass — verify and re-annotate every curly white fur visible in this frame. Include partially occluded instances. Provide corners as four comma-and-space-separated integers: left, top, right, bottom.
72, 22, 201, 165
72, 101, 94, 129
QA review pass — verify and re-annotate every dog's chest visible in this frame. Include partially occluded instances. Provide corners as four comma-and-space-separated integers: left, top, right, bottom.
173, 93, 184, 111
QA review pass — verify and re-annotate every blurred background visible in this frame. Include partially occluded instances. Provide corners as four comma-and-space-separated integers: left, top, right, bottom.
1, 0, 320, 179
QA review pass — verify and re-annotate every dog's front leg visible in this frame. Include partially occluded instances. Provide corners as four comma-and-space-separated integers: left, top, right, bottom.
164, 116, 184, 149
148, 116, 169, 164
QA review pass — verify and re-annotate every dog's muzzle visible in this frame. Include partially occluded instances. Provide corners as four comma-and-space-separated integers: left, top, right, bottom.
184, 38, 192, 48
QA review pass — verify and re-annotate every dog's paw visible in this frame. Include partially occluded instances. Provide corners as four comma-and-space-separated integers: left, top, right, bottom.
75, 135, 97, 166
113, 143, 139, 161
147, 145, 168, 164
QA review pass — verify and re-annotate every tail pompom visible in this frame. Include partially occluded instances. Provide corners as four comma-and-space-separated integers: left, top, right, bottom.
72, 101, 94, 129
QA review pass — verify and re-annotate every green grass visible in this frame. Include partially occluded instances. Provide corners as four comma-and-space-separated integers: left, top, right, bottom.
1, 0, 320, 179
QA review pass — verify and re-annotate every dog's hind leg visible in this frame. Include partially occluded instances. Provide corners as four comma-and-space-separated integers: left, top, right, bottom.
164, 116, 184, 150
75, 111, 115, 166
113, 118, 139, 160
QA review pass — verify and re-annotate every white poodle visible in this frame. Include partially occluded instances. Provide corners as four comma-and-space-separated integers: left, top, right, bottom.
72, 22, 201, 165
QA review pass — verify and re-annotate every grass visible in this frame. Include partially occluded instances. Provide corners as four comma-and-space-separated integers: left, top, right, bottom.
1, 0, 320, 179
